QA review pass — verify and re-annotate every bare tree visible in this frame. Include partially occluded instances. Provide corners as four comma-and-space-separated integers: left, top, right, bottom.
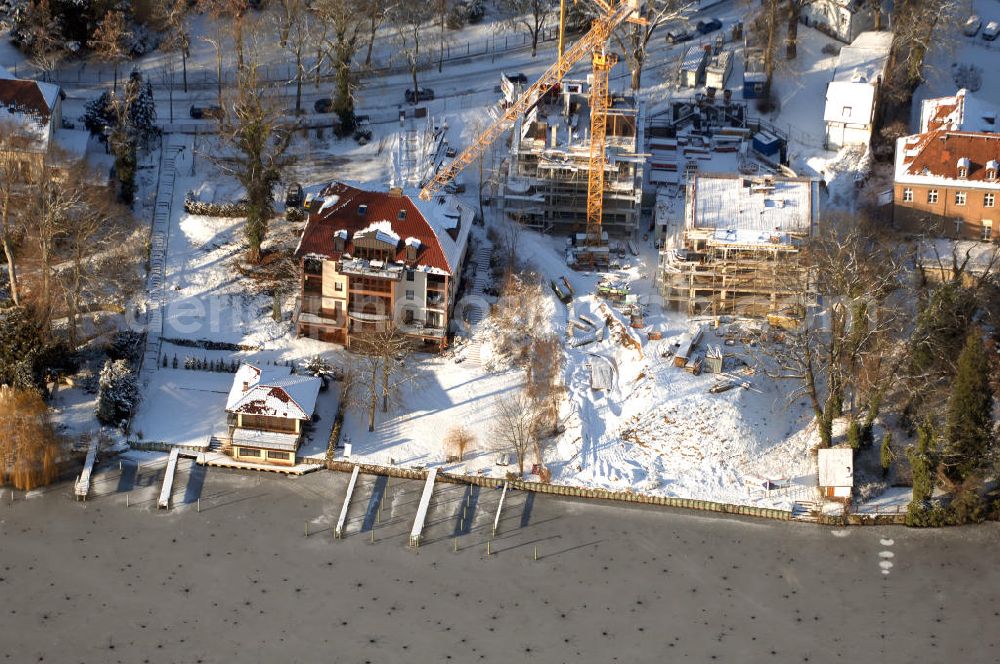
0, 386, 61, 491
611, 0, 691, 90
754, 218, 903, 447
275, 0, 317, 115
58, 164, 138, 346
444, 425, 476, 460
887, 0, 963, 101
156, 0, 192, 93
0, 125, 44, 306
501, 0, 554, 57
198, 0, 251, 74
349, 326, 413, 431
20, 0, 64, 81
88, 10, 131, 92
492, 388, 538, 476
215, 47, 294, 263
526, 333, 564, 436
391, 2, 435, 100
362, 0, 393, 66
314, 0, 366, 126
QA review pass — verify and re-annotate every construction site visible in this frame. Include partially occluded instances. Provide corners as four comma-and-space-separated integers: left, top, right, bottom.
658, 173, 819, 318
498, 81, 644, 239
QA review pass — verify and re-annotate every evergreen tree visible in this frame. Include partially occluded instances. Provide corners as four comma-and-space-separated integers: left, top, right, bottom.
941, 330, 994, 484
880, 432, 893, 478
0, 306, 43, 389
846, 419, 861, 450
907, 420, 937, 523
95, 359, 140, 425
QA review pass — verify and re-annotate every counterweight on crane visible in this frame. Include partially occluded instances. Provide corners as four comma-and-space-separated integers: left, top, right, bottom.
418, 1, 643, 268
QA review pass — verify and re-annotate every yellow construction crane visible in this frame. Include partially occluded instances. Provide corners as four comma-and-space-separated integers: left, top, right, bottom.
419, 1, 643, 267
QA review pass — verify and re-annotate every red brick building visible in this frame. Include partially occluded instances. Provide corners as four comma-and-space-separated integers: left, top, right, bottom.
893, 130, 1000, 241
293, 182, 472, 349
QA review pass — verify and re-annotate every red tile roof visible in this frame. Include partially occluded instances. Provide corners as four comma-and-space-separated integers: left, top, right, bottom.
0, 79, 52, 124
900, 131, 1000, 182
295, 182, 453, 275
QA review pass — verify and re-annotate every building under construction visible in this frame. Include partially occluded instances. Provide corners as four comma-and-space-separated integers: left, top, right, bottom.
499, 79, 644, 237
659, 173, 819, 318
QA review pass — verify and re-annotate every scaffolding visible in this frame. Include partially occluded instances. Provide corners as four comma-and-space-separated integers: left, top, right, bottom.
500, 80, 644, 238
659, 174, 818, 318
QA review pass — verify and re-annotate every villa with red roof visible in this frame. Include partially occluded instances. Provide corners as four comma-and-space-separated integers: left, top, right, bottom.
894, 92, 1000, 241
293, 182, 473, 349
225, 363, 322, 466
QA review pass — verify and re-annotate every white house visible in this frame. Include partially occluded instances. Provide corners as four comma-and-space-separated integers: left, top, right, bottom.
823, 31, 893, 149
919, 88, 998, 134
818, 447, 854, 500
225, 364, 321, 466
801, 0, 878, 44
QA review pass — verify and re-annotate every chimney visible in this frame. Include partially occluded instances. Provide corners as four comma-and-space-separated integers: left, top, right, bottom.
388, 187, 403, 198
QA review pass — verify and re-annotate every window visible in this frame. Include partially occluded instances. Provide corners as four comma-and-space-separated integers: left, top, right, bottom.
358, 204, 367, 216
405, 289, 414, 300
927, 189, 939, 204
397, 209, 407, 220
267, 450, 290, 461
842, 106, 852, 118
985, 193, 995, 208
955, 191, 967, 206
902, 188, 913, 202
959, 167, 968, 179
406, 270, 415, 281
239, 447, 261, 458
335, 282, 344, 292
983, 221, 994, 241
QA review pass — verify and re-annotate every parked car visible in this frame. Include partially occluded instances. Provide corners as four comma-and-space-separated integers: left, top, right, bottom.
314, 97, 333, 113
189, 104, 224, 120
964, 15, 982, 36
665, 23, 694, 44
983, 20, 1000, 40
697, 18, 723, 35
404, 87, 435, 103
285, 182, 304, 209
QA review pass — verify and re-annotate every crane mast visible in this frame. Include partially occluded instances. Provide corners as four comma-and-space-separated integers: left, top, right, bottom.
419, 1, 643, 270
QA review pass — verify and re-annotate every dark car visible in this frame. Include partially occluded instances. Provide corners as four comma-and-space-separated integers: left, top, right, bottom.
405, 87, 435, 103
314, 97, 333, 113
190, 104, 223, 120
665, 24, 694, 44
697, 18, 723, 35
285, 182, 304, 209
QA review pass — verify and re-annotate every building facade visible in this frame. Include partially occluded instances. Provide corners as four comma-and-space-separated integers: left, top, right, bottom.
893, 131, 1000, 241
801, 0, 877, 44
294, 182, 472, 349
822, 31, 893, 149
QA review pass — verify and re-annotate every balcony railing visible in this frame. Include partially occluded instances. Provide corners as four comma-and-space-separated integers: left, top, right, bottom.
340, 257, 404, 280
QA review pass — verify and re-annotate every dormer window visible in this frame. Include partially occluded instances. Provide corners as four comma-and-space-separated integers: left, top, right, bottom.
987, 160, 999, 180
358, 204, 367, 216
333, 229, 348, 252
404, 237, 421, 262
958, 157, 971, 179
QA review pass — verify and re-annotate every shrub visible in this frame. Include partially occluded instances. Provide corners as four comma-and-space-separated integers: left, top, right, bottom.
96, 359, 140, 425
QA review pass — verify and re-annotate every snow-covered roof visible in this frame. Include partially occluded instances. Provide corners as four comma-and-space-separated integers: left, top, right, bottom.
296, 181, 472, 276
226, 364, 321, 421
831, 31, 892, 85
687, 174, 818, 240
824, 81, 876, 125
0, 71, 61, 150
818, 447, 854, 487
895, 131, 1000, 187
920, 89, 998, 134
355, 220, 401, 245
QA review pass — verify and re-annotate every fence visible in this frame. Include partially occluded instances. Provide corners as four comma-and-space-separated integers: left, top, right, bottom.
324, 459, 795, 522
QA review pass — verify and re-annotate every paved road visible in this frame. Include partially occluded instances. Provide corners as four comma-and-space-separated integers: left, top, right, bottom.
1, 465, 998, 663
